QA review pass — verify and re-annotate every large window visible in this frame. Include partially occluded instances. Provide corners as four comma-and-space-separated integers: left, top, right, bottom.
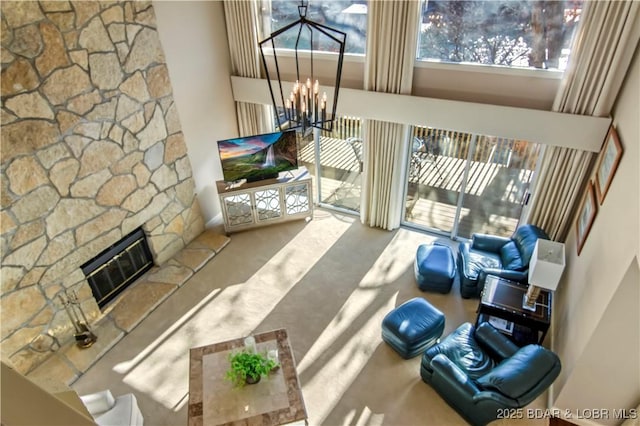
261, 1, 367, 54
418, 0, 583, 70
403, 126, 541, 239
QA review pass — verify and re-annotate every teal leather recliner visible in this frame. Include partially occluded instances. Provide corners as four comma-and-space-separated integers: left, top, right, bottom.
457, 224, 550, 298
420, 322, 561, 426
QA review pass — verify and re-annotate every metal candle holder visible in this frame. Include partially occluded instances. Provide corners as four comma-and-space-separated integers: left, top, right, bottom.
59, 290, 97, 349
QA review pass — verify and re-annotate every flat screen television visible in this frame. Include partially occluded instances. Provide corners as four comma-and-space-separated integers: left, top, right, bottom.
217, 130, 299, 183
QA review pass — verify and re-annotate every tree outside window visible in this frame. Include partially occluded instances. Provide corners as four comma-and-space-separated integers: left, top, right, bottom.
417, 0, 583, 70
260, 0, 367, 54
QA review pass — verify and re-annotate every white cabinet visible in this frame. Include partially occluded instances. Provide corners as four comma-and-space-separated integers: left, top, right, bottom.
217, 167, 313, 233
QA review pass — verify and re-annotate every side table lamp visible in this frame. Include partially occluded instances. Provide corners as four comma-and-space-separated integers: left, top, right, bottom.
524, 239, 566, 311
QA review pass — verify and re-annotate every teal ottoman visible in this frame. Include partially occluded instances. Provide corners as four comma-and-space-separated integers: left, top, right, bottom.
414, 242, 456, 293
381, 297, 445, 359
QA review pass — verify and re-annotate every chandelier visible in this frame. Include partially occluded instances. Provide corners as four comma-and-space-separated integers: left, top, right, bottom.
259, 1, 346, 133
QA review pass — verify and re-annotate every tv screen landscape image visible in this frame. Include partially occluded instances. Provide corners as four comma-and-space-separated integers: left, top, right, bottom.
217, 130, 299, 183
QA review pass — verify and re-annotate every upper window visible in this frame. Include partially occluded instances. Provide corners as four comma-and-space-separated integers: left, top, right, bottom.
417, 0, 583, 71
260, 1, 367, 54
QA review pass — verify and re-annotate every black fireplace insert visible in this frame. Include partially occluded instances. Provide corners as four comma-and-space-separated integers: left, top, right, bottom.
81, 228, 154, 308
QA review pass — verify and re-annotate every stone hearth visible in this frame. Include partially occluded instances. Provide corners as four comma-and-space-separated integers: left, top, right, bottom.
26, 229, 230, 386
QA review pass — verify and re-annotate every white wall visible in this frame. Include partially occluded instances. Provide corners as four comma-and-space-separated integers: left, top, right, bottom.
1, 362, 96, 426
552, 47, 640, 418
154, 1, 238, 223
412, 63, 561, 110
554, 260, 639, 425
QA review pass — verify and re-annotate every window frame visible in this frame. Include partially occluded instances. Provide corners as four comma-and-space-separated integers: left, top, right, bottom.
259, 47, 365, 63
413, 59, 564, 80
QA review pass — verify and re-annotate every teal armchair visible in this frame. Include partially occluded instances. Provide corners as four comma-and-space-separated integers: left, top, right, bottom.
420, 322, 561, 426
457, 224, 550, 298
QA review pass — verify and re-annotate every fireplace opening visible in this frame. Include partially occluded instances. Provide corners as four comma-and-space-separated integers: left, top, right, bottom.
81, 228, 154, 308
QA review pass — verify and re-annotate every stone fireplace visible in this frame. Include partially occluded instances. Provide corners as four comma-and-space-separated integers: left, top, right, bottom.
1, 1, 205, 375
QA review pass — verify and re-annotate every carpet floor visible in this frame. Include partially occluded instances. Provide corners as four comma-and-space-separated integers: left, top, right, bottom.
71, 209, 547, 426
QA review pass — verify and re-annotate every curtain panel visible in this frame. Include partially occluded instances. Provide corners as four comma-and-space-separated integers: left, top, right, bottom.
361, 1, 420, 230
361, 121, 409, 230
526, 0, 640, 241
223, 1, 272, 136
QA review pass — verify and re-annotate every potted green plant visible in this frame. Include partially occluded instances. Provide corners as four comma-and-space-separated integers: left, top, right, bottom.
226, 350, 279, 387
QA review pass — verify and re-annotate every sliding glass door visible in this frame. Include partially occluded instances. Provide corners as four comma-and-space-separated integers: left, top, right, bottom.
456, 136, 540, 239
402, 126, 540, 239
298, 116, 363, 213
297, 119, 540, 235
404, 128, 471, 235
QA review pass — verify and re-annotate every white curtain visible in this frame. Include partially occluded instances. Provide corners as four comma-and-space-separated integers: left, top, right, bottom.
553, 0, 640, 117
223, 1, 273, 136
526, 0, 640, 241
361, 0, 420, 230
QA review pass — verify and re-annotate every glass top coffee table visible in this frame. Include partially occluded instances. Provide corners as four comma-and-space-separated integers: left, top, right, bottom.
476, 275, 552, 345
188, 328, 307, 426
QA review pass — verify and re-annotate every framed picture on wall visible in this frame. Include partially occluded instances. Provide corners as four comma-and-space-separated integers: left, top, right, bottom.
576, 181, 597, 256
594, 126, 623, 205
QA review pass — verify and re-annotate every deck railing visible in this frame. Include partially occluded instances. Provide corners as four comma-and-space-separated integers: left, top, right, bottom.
412, 125, 540, 169
321, 115, 362, 140
318, 116, 540, 170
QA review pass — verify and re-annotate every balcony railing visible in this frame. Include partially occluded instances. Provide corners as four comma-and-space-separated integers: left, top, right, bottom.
320, 117, 540, 169
301, 116, 540, 237
412, 125, 540, 169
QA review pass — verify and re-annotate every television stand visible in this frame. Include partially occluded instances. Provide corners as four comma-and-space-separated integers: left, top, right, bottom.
216, 167, 313, 233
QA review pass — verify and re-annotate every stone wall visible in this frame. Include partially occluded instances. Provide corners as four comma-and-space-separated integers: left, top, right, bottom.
0, 1, 205, 374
